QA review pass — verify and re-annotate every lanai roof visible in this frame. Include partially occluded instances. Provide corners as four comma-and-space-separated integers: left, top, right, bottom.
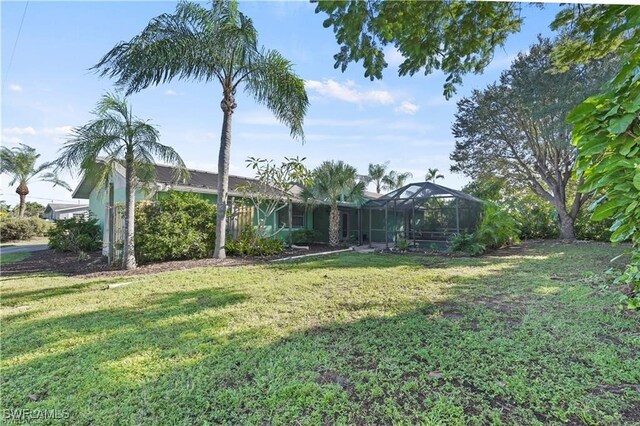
364, 182, 483, 209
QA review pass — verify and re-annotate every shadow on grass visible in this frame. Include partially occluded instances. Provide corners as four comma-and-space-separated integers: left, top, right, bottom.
0, 279, 128, 306
2, 259, 639, 425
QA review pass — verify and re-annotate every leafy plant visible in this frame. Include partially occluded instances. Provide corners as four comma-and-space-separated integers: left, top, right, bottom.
225, 225, 284, 257
396, 239, 409, 252
558, 6, 640, 308
135, 192, 217, 264
475, 204, 520, 249
0, 217, 52, 242
449, 233, 485, 256
48, 217, 102, 253
291, 229, 321, 245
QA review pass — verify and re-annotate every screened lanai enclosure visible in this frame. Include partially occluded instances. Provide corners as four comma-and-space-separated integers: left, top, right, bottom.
363, 182, 484, 249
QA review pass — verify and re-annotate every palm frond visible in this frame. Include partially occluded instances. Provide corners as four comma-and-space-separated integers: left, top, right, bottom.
244, 49, 308, 141
93, 2, 231, 94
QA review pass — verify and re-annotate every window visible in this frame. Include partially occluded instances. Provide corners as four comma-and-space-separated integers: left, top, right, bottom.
278, 204, 305, 228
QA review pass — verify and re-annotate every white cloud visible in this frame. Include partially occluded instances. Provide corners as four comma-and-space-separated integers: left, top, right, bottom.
394, 100, 420, 115
1, 126, 73, 144
8, 84, 22, 92
304, 79, 394, 105
3, 127, 36, 136
1, 136, 23, 146
42, 126, 73, 138
164, 89, 178, 96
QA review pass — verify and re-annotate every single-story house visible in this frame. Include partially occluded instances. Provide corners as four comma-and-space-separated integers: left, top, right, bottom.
72, 161, 482, 258
43, 203, 89, 221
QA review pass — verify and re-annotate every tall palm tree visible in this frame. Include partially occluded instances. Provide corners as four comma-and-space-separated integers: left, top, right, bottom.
56, 94, 187, 270
382, 170, 413, 190
0, 144, 70, 217
425, 167, 444, 183
304, 161, 365, 247
368, 162, 389, 193
93, 1, 308, 259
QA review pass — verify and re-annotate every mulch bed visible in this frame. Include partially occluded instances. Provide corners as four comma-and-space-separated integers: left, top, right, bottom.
1, 244, 347, 279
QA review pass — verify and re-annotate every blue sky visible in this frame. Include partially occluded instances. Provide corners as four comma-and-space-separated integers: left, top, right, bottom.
1, 1, 559, 206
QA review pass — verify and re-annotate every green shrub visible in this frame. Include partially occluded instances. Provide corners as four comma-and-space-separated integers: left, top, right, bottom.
395, 239, 409, 252
0, 216, 52, 242
226, 225, 285, 257
291, 229, 321, 245
514, 202, 559, 240
449, 233, 486, 256
48, 217, 102, 252
135, 191, 217, 263
575, 209, 613, 241
475, 204, 520, 249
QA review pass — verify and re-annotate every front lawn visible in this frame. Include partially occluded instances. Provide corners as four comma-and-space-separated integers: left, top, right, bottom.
1, 242, 638, 425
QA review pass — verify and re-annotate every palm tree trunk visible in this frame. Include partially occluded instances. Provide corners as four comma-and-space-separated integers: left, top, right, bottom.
214, 91, 236, 259
329, 205, 340, 247
16, 183, 29, 218
122, 156, 137, 270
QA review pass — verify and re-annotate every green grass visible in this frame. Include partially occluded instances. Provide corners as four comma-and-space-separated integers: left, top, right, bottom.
1, 242, 638, 425
0, 252, 31, 266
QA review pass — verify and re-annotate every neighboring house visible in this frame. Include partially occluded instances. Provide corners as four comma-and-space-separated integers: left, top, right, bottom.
43, 203, 89, 221
71, 161, 481, 257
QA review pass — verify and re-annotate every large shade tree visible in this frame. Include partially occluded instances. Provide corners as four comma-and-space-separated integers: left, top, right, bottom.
93, 1, 308, 259
315, 1, 524, 98
304, 160, 365, 247
450, 39, 615, 240
0, 144, 70, 217
56, 94, 187, 270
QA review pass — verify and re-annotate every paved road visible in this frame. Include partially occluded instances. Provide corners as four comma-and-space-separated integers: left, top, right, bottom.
0, 244, 49, 255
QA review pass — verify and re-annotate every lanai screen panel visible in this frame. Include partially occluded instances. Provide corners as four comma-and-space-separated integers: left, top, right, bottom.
363, 182, 484, 246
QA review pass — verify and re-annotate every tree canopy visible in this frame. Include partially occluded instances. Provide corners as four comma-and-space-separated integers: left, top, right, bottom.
314, 0, 523, 98
451, 38, 616, 239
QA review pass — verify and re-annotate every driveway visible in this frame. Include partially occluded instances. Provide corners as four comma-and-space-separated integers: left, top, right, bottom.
0, 244, 49, 255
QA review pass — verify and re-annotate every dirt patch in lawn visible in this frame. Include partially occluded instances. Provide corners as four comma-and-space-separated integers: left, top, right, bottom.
0, 244, 346, 278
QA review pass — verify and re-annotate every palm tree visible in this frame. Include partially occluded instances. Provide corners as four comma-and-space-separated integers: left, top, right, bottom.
0, 144, 70, 217
425, 167, 444, 183
93, 1, 308, 259
304, 161, 365, 247
368, 162, 389, 193
382, 170, 413, 190
56, 94, 187, 270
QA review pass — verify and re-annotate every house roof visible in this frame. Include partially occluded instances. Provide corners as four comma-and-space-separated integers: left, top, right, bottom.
153, 164, 258, 193
72, 161, 262, 199
71, 161, 385, 206
45, 203, 89, 213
